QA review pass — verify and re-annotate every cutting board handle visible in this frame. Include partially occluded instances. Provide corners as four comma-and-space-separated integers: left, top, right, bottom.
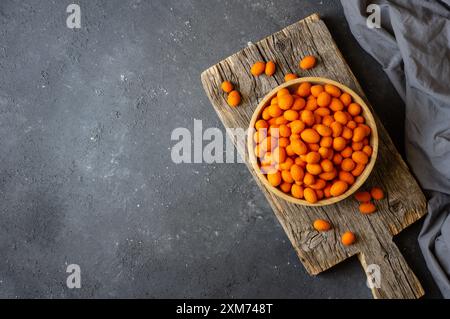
359, 240, 424, 299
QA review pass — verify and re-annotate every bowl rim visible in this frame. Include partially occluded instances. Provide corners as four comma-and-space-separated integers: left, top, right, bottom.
247, 77, 379, 206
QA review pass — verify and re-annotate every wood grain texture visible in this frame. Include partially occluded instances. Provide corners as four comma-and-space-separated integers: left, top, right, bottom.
201, 13, 426, 299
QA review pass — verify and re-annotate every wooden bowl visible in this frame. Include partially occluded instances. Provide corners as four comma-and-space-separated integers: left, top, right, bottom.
248, 77, 378, 206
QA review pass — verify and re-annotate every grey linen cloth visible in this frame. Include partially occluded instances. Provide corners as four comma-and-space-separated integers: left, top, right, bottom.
340, 0, 450, 297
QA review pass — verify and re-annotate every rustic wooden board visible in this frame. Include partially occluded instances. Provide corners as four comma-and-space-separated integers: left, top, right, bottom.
201, 13, 427, 299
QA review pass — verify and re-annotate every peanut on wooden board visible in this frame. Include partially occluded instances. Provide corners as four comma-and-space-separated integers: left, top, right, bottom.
251, 61, 266, 76
221, 81, 242, 107
313, 219, 331, 231
341, 231, 356, 246
253, 81, 374, 204
265, 61, 276, 76
354, 186, 385, 214
359, 202, 376, 214
354, 191, 371, 202
370, 187, 384, 200
251, 60, 280, 78
227, 90, 241, 107
299, 55, 316, 70
221, 81, 234, 93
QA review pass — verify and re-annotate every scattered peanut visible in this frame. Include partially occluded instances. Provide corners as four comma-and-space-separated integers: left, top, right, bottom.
227, 90, 241, 107
299, 55, 317, 70
313, 219, 332, 231
265, 61, 276, 76
221, 81, 234, 93
251, 61, 266, 76
354, 191, 371, 202
341, 231, 356, 246
370, 187, 384, 200
359, 202, 376, 214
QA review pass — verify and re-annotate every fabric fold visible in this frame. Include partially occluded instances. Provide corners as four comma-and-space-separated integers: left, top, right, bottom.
340, 0, 450, 298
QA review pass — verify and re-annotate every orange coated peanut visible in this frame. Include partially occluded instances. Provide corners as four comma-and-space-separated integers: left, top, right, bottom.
265, 61, 276, 76
290, 164, 305, 182
267, 171, 282, 187
324, 84, 341, 97
354, 191, 371, 202
297, 82, 311, 97
291, 184, 304, 198
284, 73, 298, 82
317, 92, 331, 107
301, 128, 320, 144
341, 231, 356, 246
299, 55, 317, 70
279, 94, 294, 110
359, 202, 377, 214
313, 219, 331, 231
352, 151, 369, 165
280, 182, 292, 193
221, 81, 234, 93
330, 180, 348, 197
251, 61, 266, 76
227, 90, 241, 107
304, 187, 318, 203
370, 187, 384, 200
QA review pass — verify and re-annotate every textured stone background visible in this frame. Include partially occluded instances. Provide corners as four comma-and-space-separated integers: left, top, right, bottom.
0, 0, 441, 298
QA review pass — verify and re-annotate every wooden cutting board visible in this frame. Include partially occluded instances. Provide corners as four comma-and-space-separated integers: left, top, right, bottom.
201, 13, 427, 299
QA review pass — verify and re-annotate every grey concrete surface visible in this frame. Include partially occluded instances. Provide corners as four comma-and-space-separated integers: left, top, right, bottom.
0, 0, 442, 298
